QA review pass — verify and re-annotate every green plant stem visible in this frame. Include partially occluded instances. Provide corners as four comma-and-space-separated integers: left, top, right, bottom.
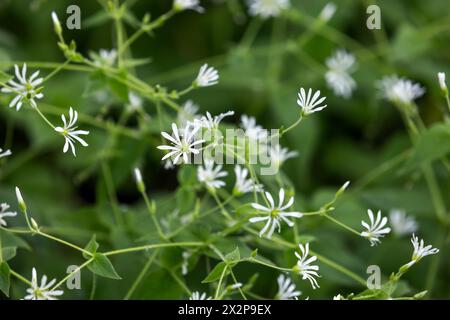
34, 106, 55, 130
43, 59, 71, 82
51, 258, 93, 291
104, 242, 204, 256
215, 265, 228, 299
10, 269, 32, 286
323, 214, 361, 236
101, 161, 124, 226
125, 250, 159, 300
141, 191, 167, 241
36, 230, 93, 257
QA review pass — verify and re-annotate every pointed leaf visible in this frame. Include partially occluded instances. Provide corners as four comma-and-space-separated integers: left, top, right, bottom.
88, 253, 121, 280
0, 262, 11, 297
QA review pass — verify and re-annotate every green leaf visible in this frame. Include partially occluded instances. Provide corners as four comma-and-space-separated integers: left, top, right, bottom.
0, 261, 11, 297
225, 247, 240, 265
202, 262, 228, 283
88, 253, 121, 280
83, 235, 99, 259
0, 70, 12, 83
1, 247, 17, 262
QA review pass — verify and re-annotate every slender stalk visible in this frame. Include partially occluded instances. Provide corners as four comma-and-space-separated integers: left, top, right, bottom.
104, 242, 204, 256
141, 191, 167, 241
125, 250, 159, 300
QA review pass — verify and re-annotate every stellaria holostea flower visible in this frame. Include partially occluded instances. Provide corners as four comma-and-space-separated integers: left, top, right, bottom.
325, 49, 356, 98
197, 159, 227, 189
1, 64, 44, 110
0, 203, 16, 227
233, 165, 263, 195
333, 294, 346, 300
178, 100, 200, 127
51, 11, 62, 35
250, 188, 302, 238
389, 209, 418, 237
127, 92, 142, 112
404, 234, 439, 268
438, 72, 447, 92
157, 122, 204, 164
54, 107, 90, 157
270, 144, 298, 168
276, 274, 301, 300
293, 243, 320, 289
23, 268, 64, 300
247, 0, 290, 18
196, 110, 234, 130
240, 115, 268, 141
189, 291, 212, 300
91, 49, 117, 67
194, 64, 219, 87
0, 148, 12, 159
319, 3, 337, 21
174, 0, 204, 13
297, 88, 327, 115
361, 209, 391, 246
377, 76, 425, 105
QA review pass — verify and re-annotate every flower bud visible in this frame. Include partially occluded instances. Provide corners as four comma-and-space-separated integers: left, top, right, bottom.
51, 11, 62, 36
31, 218, 39, 230
438, 72, 447, 93
319, 3, 337, 22
134, 168, 146, 193
15, 187, 27, 213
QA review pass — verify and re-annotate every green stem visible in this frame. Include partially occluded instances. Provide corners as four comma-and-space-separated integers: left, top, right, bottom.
141, 191, 167, 241
124, 250, 159, 300
104, 242, 204, 256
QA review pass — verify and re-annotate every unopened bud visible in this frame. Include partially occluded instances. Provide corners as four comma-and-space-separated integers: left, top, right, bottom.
15, 187, 27, 212
51, 11, 62, 36
134, 168, 146, 193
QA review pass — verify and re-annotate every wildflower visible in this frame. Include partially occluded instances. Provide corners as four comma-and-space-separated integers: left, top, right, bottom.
181, 251, 191, 275
196, 111, 234, 130
197, 159, 227, 189
247, 0, 290, 19
189, 291, 212, 300
378, 76, 425, 105
0, 203, 17, 227
270, 144, 298, 169
0, 148, 12, 159
240, 115, 268, 141
134, 168, 146, 193
173, 0, 204, 13
51, 11, 62, 36
178, 100, 199, 127
23, 268, 64, 300
15, 186, 27, 213
405, 234, 439, 268
276, 274, 301, 300
438, 72, 447, 92
54, 107, 90, 157
361, 209, 391, 246
319, 3, 337, 22
233, 165, 263, 195
293, 243, 320, 289
157, 122, 204, 164
91, 49, 117, 67
325, 49, 356, 98
194, 64, 219, 87
249, 188, 302, 238
389, 209, 418, 237
127, 92, 142, 112
333, 294, 346, 300
1, 64, 44, 110
297, 88, 327, 115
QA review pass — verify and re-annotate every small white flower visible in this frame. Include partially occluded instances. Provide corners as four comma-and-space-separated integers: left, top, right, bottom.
196, 111, 234, 130
24, 268, 64, 300
438, 72, 447, 92
389, 209, 418, 237
197, 159, 227, 189
250, 188, 302, 238
233, 165, 263, 195
0, 148, 12, 159
377, 76, 425, 105
194, 64, 219, 87
297, 88, 327, 115
325, 49, 356, 98
174, 0, 204, 13
127, 92, 142, 112
276, 274, 301, 300
178, 100, 200, 127
270, 144, 298, 168
1, 64, 44, 110
247, 0, 290, 18
92, 49, 117, 67
406, 234, 439, 267
240, 115, 268, 141
333, 294, 346, 300
361, 209, 391, 246
182, 251, 191, 275
319, 3, 337, 21
0, 203, 17, 227
54, 107, 90, 157
294, 243, 320, 289
157, 122, 204, 164
189, 291, 212, 300
51, 11, 62, 35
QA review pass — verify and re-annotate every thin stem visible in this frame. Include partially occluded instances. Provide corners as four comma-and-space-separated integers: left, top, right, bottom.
43, 59, 71, 82
124, 250, 159, 300
37, 230, 93, 257
215, 265, 228, 299
141, 191, 167, 241
10, 269, 32, 286
323, 214, 361, 236
104, 242, 204, 256
51, 258, 93, 291
34, 106, 55, 130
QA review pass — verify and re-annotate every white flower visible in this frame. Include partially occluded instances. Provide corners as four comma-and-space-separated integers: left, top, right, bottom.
15, 186, 27, 212
174, 0, 204, 13
92, 49, 117, 67
0, 203, 17, 227
127, 92, 142, 112
189, 291, 212, 300
377, 76, 425, 105
197, 159, 227, 189
51, 11, 62, 35
0, 148, 12, 159
276, 274, 301, 300
194, 64, 219, 87
294, 243, 320, 289
360, 209, 391, 246
297, 88, 327, 115
438, 72, 447, 92
333, 294, 346, 300
389, 209, 418, 237
325, 49, 356, 98
240, 115, 268, 141
24, 268, 64, 300
249, 188, 302, 238
178, 100, 200, 127
407, 234, 439, 267
1, 64, 44, 110
196, 111, 234, 130
270, 144, 298, 168
157, 122, 204, 164
54, 107, 90, 157
247, 0, 290, 18
182, 251, 191, 275
319, 3, 337, 21
233, 165, 263, 195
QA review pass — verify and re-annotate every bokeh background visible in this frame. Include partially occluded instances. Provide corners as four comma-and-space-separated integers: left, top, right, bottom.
0, 0, 449, 299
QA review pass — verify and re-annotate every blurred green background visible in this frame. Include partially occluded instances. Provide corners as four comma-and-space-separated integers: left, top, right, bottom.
0, 0, 449, 299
